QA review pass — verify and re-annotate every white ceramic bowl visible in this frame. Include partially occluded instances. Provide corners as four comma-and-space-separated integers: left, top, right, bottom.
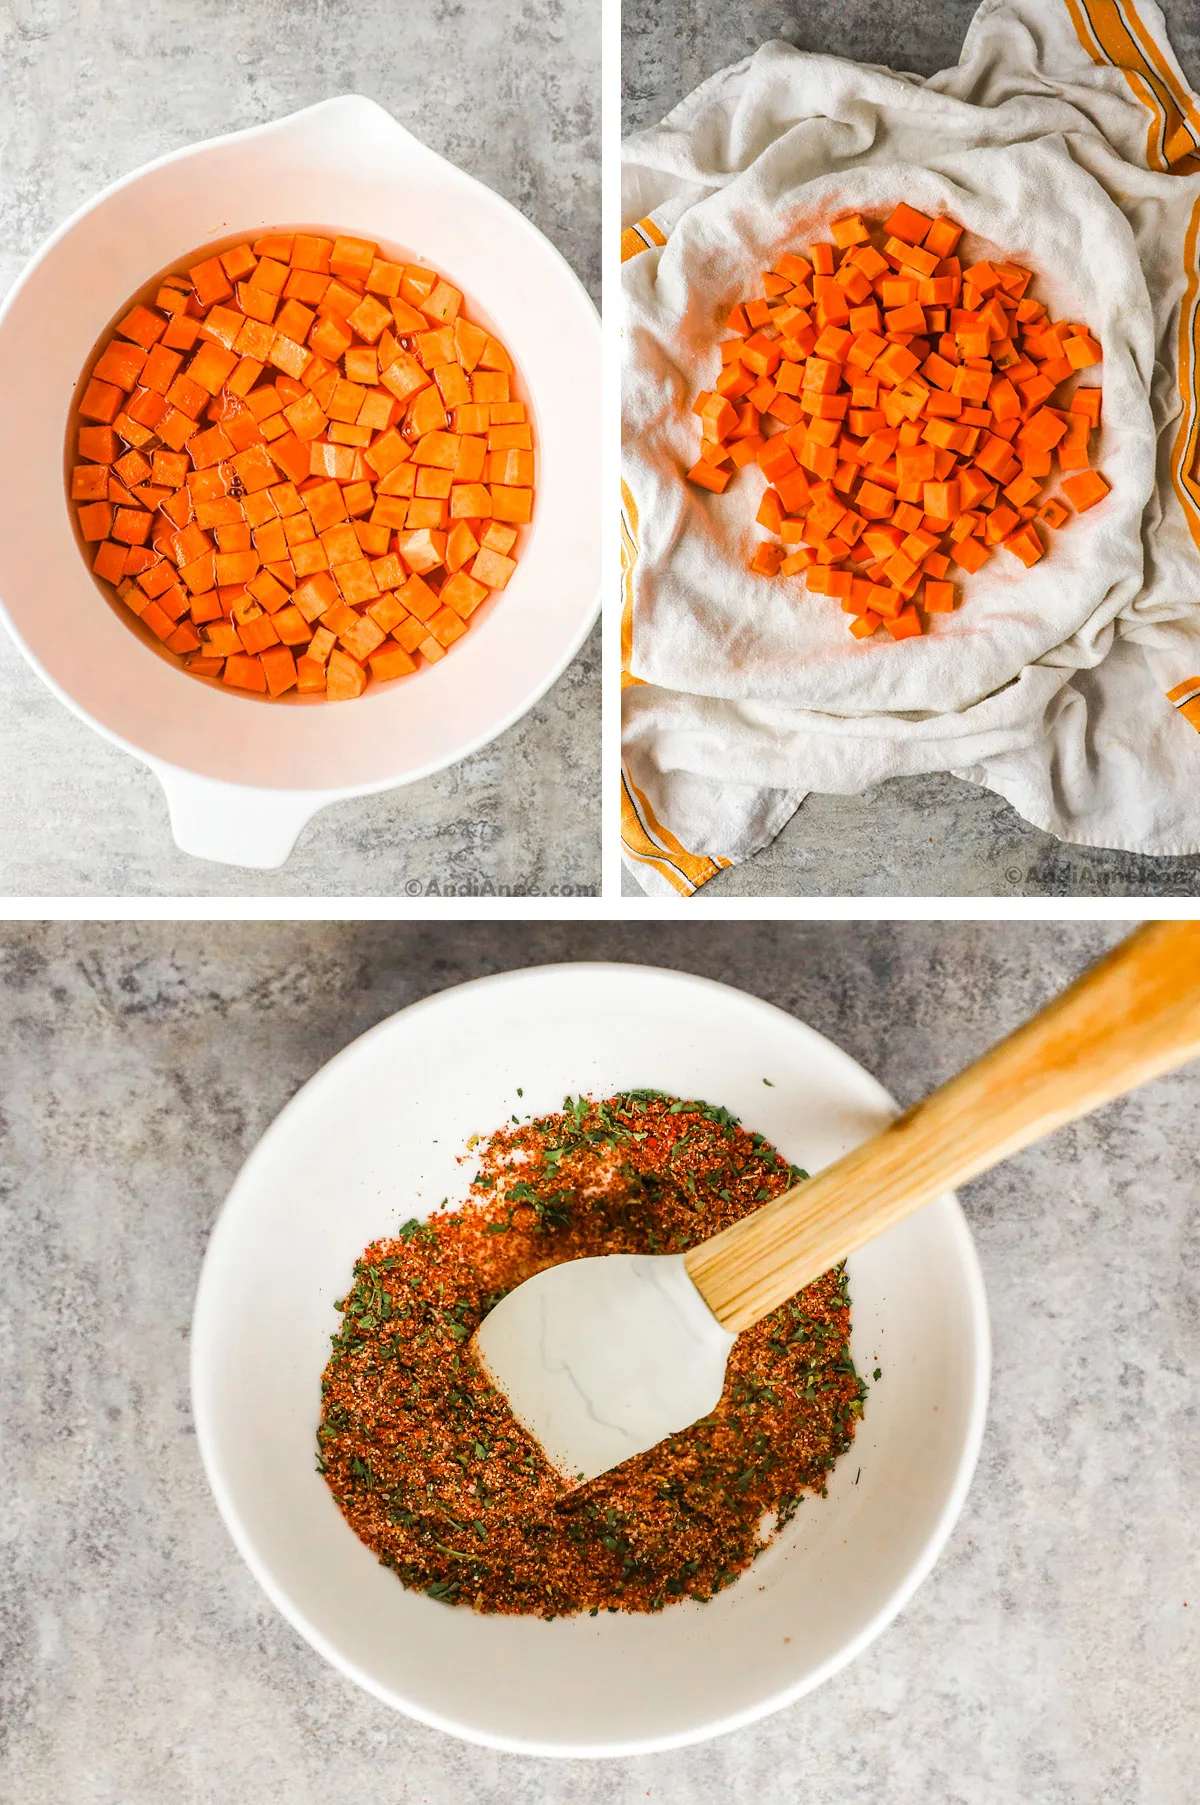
0, 99, 600, 866
191, 964, 989, 1755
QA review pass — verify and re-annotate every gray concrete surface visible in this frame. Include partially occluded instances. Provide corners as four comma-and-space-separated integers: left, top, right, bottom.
3, 921, 1198, 1804
622, 0, 1200, 898
0, 0, 599, 897
620, 771, 1200, 898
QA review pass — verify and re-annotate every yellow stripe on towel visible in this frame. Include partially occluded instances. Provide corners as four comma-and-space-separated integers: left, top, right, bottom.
1067, 5, 1200, 555
621, 768, 732, 894
1165, 676, 1200, 732
620, 477, 641, 680
1067, 0, 1169, 168
620, 217, 668, 262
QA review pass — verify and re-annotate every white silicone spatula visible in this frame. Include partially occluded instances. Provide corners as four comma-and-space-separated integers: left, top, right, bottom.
473, 922, 1200, 1484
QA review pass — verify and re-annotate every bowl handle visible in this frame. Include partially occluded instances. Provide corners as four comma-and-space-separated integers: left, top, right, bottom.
151, 763, 325, 868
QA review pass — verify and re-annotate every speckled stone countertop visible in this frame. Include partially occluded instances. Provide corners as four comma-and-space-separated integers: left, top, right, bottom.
0, 0, 598, 897
3, 922, 1196, 1802
621, 0, 1200, 899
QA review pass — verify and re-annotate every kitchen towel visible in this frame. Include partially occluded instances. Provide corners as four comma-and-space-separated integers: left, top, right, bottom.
621, 0, 1200, 894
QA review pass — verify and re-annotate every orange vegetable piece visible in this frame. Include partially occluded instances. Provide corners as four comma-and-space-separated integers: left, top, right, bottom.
1069, 388, 1102, 428
258, 645, 298, 696
1061, 470, 1110, 512
1003, 523, 1045, 567
884, 203, 934, 246
325, 647, 367, 699
223, 652, 268, 692
952, 535, 991, 574
750, 543, 784, 577
885, 605, 923, 639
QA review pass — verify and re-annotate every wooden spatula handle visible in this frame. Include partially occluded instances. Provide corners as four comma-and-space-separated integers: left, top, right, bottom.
685, 921, 1200, 1334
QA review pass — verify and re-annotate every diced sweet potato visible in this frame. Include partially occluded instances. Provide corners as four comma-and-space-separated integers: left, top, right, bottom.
73, 230, 529, 699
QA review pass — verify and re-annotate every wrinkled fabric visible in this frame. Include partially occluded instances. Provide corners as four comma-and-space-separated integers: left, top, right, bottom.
622, 0, 1200, 893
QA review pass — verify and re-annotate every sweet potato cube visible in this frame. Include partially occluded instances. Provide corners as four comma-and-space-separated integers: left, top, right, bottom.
883, 202, 934, 245
444, 522, 480, 573
298, 480, 344, 533
77, 501, 114, 541
885, 604, 924, 639
405, 498, 448, 531
1069, 388, 1102, 427
257, 644, 297, 696
952, 534, 991, 573
228, 444, 276, 494
184, 425, 231, 471
91, 540, 127, 583
268, 335, 312, 380
330, 237, 376, 283
186, 256, 233, 307
408, 387, 449, 440
94, 340, 148, 391
213, 550, 260, 587
185, 345, 236, 399
332, 610, 384, 664
1064, 335, 1101, 370
282, 393, 328, 443
80, 378, 123, 424
115, 304, 167, 350
334, 559, 380, 606
1062, 470, 1110, 512
235, 609, 279, 656
248, 570, 290, 614
347, 294, 393, 343
306, 311, 352, 363
923, 579, 956, 612
379, 352, 431, 408
470, 545, 518, 591
489, 485, 534, 525
429, 570, 481, 620
78, 425, 118, 463
164, 622, 203, 655
395, 571, 440, 621
409, 430, 458, 471
236, 282, 278, 326
320, 523, 361, 567
292, 571, 340, 623
1018, 407, 1068, 452
368, 642, 417, 682
289, 232, 331, 273
216, 243, 256, 283
112, 507, 152, 546
266, 603, 309, 648
365, 259, 404, 299
418, 604, 463, 651
363, 428, 410, 479
1003, 523, 1045, 566
72, 464, 111, 502
487, 448, 534, 488
325, 647, 367, 699
222, 652, 268, 692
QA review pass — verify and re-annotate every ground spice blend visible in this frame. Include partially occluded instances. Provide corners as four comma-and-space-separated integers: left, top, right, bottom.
317, 1091, 868, 1617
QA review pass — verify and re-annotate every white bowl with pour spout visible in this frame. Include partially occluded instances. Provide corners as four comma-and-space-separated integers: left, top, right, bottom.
0, 98, 600, 867
191, 963, 990, 1755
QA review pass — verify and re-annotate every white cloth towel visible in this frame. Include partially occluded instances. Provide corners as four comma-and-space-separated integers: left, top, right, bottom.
621, 0, 1200, 894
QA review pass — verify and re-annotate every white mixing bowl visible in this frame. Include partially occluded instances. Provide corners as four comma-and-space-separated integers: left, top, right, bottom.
191, 963, 989, 1755
0, 99, 600, 866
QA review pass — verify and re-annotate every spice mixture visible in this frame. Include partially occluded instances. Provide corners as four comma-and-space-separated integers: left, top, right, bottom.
317, 1091, 867, 1616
